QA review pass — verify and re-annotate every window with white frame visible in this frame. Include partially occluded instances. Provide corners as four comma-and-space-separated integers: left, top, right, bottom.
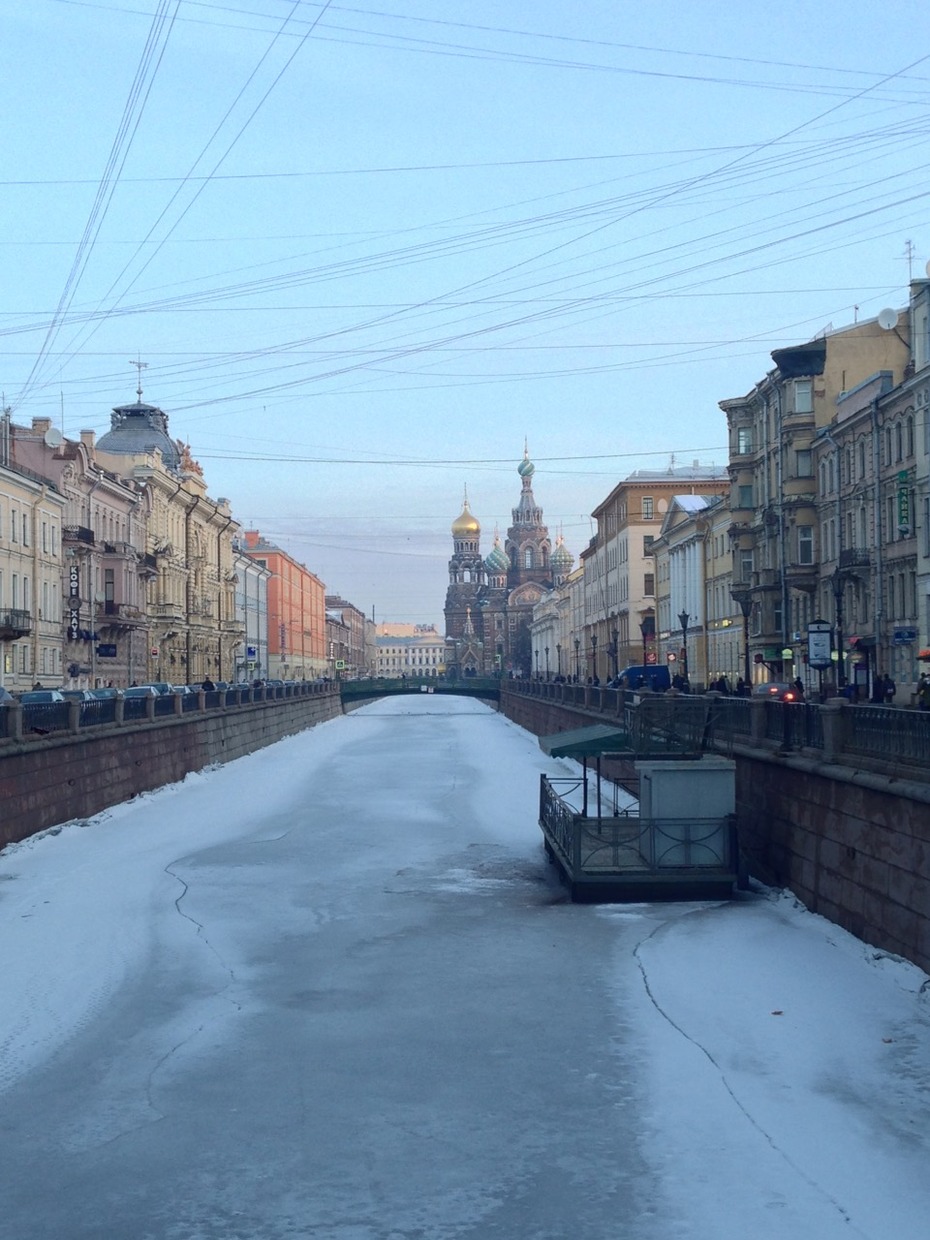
798, 526, 814, 565
794, 380, 813, 413
641, 497, 654, 520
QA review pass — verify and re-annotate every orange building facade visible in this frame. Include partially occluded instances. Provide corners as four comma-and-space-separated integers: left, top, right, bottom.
242, 531, 327, 679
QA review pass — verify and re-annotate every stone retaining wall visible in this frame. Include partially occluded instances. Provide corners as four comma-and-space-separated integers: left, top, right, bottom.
500, 687, 930, 974
0, 691, 342, 848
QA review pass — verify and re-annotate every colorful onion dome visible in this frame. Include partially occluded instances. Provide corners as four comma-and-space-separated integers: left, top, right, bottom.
485, 535, 509, 575
551, 535, 574, 572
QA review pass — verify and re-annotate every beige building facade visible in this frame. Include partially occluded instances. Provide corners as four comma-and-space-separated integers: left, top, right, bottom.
721, 314, 910, 687
0, 415, 67, 692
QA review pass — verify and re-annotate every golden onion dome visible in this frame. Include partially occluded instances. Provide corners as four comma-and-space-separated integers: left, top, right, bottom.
451, 492, 480, 537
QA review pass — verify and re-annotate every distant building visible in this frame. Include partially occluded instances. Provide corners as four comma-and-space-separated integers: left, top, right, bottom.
583, 466, 729, 681
375, 623, 446, 678
242, 530, 326, 679
326, 595, 374, 678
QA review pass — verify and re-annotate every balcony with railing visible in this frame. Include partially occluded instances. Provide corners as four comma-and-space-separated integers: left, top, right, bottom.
839, 548, 871, 570
96, 601, 145, 627
63, 525, 94, 546
0, 609, 32, 639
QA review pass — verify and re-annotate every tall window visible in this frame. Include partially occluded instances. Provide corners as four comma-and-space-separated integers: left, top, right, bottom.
797, 526, 813, 565
644, 573, 655, 596
795, 449, 812, 477
641, 497, 654, 520
794, 380, 813, 413
738, 484, 753, 509
737, 427, 752, 454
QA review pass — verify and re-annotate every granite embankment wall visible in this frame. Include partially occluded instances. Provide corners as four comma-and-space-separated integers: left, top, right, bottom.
501, 688, 930, 975
0, 690, 342, 848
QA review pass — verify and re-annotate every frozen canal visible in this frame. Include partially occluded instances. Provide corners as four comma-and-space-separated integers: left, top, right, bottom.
1, 696, 929, 1240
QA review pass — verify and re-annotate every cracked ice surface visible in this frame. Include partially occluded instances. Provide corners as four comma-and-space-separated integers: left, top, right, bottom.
0, 696, 928, 1240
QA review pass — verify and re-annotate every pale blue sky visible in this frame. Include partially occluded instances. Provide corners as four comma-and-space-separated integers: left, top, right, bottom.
3, 1, 929, 625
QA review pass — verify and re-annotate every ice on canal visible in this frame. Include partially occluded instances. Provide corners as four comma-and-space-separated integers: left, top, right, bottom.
1, 695, 928, 1240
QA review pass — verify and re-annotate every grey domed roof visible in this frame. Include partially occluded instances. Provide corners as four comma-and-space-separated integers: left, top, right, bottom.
96, 400, 180, 472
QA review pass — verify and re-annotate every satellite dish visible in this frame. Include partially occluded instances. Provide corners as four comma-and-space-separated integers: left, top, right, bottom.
44, 426, 63, 447
877, 307, 897, 331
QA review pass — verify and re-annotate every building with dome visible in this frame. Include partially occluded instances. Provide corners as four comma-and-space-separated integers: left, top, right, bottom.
443, 447, 573, 677
91, 388, 244, 684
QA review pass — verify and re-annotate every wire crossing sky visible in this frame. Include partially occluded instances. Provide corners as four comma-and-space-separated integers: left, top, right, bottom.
3, 0, 928, 624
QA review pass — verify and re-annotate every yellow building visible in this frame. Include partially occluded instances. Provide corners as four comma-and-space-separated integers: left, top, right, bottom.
0, 414, 67, 691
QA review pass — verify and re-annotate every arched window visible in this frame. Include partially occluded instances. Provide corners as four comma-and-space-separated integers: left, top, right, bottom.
524, 548, 534, 569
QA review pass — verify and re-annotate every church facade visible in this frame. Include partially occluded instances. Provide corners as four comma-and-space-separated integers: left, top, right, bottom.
443, 448, 573, 678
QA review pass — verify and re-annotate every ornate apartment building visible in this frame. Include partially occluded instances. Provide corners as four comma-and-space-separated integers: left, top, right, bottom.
721, 312, 910, 686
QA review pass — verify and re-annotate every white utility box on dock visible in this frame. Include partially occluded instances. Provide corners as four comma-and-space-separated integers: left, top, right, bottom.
636, 757, 735, 868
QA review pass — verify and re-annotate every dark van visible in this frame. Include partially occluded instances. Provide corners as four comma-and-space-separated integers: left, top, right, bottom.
617, 664, 671, 692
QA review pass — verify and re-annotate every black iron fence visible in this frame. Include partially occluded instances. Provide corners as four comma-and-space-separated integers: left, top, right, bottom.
0, 682, 337, 742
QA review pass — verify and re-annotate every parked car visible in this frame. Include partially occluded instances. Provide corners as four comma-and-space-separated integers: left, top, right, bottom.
123, 685, 160, 699
146, 682, 180, 695
0, 686, 15, 704
17, 690, 66, 704
60, 689, 97, 703
90, 687, 123, 700
752, 681, 799, 702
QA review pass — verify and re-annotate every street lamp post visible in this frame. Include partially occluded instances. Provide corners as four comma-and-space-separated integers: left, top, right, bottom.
544, 646, 550, 679
611, 624, 619, 680
730, 588, 753, 690
679, 611, 690, 685
574, 636, 580, 682
591, 632, 598, 683
832, 569, 847, 689
638, 611, 655, 674
556, 643, 562, 678
534, 647, 539, 679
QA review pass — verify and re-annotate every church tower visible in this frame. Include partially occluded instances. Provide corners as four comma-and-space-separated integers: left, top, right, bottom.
444, 489, 484, 652
505, 443, 551, 587
442, 449, 568, 679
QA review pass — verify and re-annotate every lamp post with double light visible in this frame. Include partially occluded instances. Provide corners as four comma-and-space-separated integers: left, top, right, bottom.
591, 632, 598, 683
574, 636, 580, 682
730, 588, 753, 690
556, 642, 562, 679
679, 611, 690, 685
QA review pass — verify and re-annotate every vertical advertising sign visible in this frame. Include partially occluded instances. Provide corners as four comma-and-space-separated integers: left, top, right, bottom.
68, 561, 81, 641
807, 619, 833, 669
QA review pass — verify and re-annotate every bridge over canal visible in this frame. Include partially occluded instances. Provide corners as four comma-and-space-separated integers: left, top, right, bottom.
340, 677, 502, 706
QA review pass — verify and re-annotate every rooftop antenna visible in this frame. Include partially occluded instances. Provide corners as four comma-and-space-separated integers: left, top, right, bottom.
129, 357, 147, 400
904, 239, 915, 281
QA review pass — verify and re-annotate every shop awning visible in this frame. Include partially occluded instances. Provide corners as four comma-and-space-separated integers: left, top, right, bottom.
539, 724, 631, 758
